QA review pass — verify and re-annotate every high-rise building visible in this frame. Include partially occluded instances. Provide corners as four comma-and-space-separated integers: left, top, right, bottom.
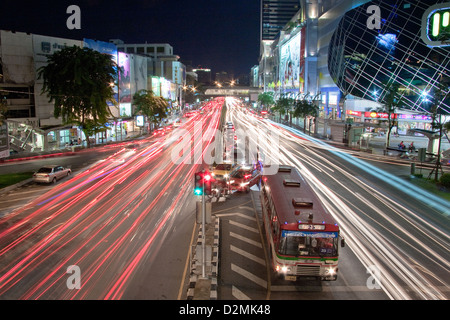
261, 0, 301, 41
193, 67, 212, 85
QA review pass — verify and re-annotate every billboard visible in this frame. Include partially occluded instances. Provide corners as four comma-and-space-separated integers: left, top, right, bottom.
118, 52, 131, 103
84, 39, 118, 108
279, 29, 305, 92
83, 38, 117, 58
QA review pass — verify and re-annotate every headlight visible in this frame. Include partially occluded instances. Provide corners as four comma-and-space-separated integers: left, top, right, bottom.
276, 265, 290, 273
326, 267, 336, 276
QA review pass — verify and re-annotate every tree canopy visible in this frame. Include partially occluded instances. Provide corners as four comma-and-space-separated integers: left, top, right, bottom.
132, 89, 169, 128
258, 92, 274, 110
38, 45, 117, 147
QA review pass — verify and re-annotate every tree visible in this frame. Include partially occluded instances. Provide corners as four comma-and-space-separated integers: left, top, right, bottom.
0, 97, 7, 126
428, 81, 449, 181
272, 96, 294, 122
38, 46, 117, 148
293, 98, 319, 133
258, 92, 274, 111
377, 81, 404, 149
132, 90, 169, 131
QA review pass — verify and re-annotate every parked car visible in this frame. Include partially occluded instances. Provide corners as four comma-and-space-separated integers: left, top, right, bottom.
33, 165, 72, 184
229, 165, 261, 192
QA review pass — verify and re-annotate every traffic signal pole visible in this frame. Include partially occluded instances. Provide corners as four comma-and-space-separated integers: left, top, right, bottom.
201, 169, 206, 279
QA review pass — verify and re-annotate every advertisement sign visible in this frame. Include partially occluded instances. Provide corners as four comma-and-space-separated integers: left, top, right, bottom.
279, 32, 301, 90
118, 52, 131, 103
364, 112, 398, 119
136, 115, 144, 127
83, 39, 117, 58
279, 29, 305, 92
84, 39, 118, 107
421, 2, 450, 47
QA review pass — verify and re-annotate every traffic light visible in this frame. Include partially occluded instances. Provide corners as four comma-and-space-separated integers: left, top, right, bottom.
194, 171, 204, 195
203, 172, 212, 195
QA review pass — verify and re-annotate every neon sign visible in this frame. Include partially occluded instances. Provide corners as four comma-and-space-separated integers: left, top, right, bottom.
422, 2, 450, 47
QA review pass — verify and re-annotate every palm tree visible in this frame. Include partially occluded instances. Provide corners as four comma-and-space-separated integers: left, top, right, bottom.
377, 81, 404, 149
132, 90, 169, 132
38, 46, 117, 148
428, 81, 449, 181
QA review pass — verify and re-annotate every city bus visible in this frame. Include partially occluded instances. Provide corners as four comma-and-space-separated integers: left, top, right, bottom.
260, 165, 344, 281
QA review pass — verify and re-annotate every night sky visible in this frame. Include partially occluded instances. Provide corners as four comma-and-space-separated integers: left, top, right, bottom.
0, 0, 260, 76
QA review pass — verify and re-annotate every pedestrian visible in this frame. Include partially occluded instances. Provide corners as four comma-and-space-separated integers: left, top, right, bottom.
398, 141, 405, 150
409, 142, 416, 152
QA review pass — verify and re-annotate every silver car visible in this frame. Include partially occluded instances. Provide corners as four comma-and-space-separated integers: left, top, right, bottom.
33, 165, 72, 184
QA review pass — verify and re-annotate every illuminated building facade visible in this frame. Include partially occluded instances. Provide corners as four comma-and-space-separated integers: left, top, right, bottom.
328, 0, 450, 116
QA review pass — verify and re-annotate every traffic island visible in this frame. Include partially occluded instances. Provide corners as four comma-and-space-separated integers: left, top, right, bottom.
187, 215, 219, 300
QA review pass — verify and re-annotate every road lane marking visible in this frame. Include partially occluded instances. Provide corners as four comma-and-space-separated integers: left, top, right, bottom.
229, 220, 259, 234
230, 245, 266, 266
231, 263, 267, 288
216, 212, 256, 222
229, 232, 262, 248
232, 285, 251, 300
177, 219, 197, 300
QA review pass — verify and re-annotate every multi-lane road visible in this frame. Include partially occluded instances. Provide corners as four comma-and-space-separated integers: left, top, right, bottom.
0, 96, 448, 300
226, 98, 449, 300
0, 98, 223, 299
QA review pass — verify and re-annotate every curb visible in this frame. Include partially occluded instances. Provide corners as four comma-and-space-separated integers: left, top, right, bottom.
0, 178, 33, 195
1, 152, 76, 163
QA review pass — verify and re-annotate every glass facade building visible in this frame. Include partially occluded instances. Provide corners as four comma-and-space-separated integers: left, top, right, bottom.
261, 0, 301, 40
328, 0, 450, 115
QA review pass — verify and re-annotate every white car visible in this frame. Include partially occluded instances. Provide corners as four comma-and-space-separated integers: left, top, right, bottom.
33, 165, 72, 184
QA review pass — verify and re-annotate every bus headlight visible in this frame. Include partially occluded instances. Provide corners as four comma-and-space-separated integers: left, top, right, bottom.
276, 265, 290, 273
326, 267, 336, 276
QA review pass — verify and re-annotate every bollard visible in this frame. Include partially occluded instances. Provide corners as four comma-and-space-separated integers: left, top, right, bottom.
410, 162, 416, 175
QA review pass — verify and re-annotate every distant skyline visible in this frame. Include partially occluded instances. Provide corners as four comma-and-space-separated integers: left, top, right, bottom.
0, 0, 260, 76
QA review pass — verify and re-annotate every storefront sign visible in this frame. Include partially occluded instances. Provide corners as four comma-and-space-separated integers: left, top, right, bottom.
346, 110, 362, 117
136, 115, 144, 127
421, 2, 450, 47
364, 112, 397, 119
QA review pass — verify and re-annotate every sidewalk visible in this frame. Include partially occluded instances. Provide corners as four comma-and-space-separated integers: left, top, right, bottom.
2, 132, 146, 164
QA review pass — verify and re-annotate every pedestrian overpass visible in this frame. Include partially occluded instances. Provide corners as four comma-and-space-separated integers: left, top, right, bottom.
203, 86, 262, 101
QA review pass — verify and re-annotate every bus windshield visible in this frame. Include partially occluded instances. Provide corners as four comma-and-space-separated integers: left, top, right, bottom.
279, 230, 338, 257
